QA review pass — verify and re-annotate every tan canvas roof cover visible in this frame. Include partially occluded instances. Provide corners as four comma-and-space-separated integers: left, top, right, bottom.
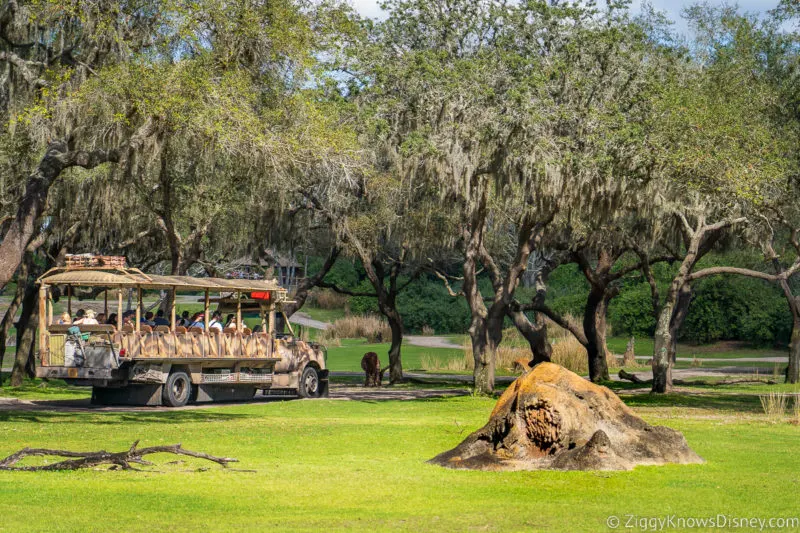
39, 269, 284, 292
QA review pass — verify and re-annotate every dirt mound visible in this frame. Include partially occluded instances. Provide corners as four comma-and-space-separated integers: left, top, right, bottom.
429, 362, 702, 471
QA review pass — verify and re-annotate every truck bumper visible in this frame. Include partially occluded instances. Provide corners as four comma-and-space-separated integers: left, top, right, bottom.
36, 366, 117, 381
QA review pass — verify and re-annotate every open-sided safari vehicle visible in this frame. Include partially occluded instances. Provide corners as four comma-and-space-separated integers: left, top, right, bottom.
35, 256, 328, 406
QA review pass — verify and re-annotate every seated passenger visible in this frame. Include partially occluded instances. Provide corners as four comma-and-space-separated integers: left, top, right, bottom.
178, 310, 191, 327
75, 309, 98, 325
224, 314, 235, 329
72, 309, 86, 324
209, 311, 224, 332
143, 311, 156, 327
106, 313, 118, 326
57, 312, 71, 325
96, 313, 106, 324
189, 312, 205, 330
153, 309, 170, 327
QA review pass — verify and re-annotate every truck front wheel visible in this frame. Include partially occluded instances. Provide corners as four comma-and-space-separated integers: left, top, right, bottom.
298, 366, 321, 398
163, 371, 192, 407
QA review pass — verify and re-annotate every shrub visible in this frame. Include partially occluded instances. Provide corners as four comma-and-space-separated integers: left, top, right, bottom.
682, 276, 791, 345
608, 285, 658, 338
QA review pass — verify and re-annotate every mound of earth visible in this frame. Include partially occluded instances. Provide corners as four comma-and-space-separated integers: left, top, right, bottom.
429, 362, 702, 471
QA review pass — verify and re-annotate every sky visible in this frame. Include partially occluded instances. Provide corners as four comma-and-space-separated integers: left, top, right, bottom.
348, 0, 782, 32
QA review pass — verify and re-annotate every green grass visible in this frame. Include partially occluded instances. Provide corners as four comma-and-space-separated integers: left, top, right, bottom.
0, 393, 798, 532
0, 378, 89, 400
606, 337, 787, 360
326, 339, 463, 372
299, 306, 347, 324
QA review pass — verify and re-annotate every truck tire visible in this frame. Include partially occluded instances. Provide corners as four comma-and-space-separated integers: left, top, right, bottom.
298, 366, 321, 398
163, 370, 192, 407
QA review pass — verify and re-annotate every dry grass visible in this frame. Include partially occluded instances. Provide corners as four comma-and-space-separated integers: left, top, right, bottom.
319, 315, 392, 343
794, 397, 800, 424
308, 289, 349, 310
421, 325, 435, 336
759, 392, 789, 420
420, 333, 590, 375
550, 336, 589, 375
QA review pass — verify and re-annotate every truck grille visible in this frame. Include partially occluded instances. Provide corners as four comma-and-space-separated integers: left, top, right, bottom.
201, 372, 273, 384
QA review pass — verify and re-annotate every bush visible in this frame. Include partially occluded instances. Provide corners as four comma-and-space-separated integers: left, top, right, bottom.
682, 276, 791, 345
608, 285, 658, 338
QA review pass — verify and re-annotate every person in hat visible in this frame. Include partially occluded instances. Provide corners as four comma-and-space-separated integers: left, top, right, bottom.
80, 309, 99, 325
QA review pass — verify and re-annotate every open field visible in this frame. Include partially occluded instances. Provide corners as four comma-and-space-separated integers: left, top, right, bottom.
326, 339, 463, 373
0, 387, 798, 532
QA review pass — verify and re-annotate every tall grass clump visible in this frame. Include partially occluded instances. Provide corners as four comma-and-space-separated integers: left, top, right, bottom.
308, 289, 349, 310
759, 392, 789, 421
420, 332, 590, 375
319, 315, 392, 343
550, 336, 589, 375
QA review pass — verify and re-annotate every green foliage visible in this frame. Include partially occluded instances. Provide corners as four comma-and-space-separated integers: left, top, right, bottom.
682, 277, 792, 345
608, 285, 659, 337
396, 279, 471, 334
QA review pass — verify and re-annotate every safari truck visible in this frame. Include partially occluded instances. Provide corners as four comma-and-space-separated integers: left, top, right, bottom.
35, 255, 328, 406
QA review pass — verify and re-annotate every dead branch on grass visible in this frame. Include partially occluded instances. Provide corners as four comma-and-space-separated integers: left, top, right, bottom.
0, 440, 238, 471
617, 370, 777, 386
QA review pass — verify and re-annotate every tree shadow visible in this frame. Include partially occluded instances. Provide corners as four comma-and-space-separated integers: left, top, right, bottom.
619, 392, 763, 413
0, 407, 257, 424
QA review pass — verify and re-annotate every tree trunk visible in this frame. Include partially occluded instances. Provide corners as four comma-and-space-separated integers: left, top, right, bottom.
0, 285, 23, 378
788, 316, 800, 384
10, 278, 38, 386
583, 288, 610, 382
596, 292, 615, 367
651, 300, 674, 393
773, 275, 800, 384
469, 324, 494, 395
283, 247, 339, 318
385, 309, 404, 384
508, 308, 551, 365
668, 284, 693, 363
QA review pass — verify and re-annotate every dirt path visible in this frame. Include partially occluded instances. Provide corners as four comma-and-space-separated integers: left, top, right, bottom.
405, 335, 461, 349
289, 312, 330, 331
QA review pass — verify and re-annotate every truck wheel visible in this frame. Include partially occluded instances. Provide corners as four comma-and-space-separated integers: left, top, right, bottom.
298, 366, 321, 398
163, 371, 191, 407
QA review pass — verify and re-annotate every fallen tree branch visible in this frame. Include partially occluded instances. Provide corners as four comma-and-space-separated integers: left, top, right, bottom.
0, 440, 238, 471
617, 370, 777, 386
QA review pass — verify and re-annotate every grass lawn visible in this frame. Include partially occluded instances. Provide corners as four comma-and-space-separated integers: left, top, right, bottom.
326, 339, 463, 373
299, 306, 347, 324
0, 390, 798, 532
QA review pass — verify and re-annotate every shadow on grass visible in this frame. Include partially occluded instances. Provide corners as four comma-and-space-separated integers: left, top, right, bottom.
0, 408, 255, 424
619, 392, 763, 413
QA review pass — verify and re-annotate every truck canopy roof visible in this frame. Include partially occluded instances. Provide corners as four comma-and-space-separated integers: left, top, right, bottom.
38, 267, 286, 294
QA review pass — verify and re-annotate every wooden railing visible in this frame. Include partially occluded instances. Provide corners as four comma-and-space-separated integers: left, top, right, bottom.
115, 329, 274, 359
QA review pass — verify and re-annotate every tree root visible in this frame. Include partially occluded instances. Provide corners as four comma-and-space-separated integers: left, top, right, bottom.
617, 370, 776, 386
0, 440, 238, 471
